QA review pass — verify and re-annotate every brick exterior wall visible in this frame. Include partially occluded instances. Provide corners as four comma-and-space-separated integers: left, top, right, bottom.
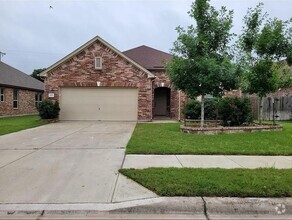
150, 69, 187, 120
44, 40, 153, 121
0, 87, 39, 116
224, 90, 243, 98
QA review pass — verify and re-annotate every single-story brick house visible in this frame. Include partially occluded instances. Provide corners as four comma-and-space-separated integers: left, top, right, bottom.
40, 35, 186, 121
0, 61, 44, 116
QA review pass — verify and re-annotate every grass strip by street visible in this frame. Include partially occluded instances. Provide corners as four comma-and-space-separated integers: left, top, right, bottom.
126, 122, 292, 155
0, 115, 47, 135
120, 168, 292, 197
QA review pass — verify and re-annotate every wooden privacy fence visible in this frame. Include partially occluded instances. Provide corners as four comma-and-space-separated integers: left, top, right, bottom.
249, 96, 292, 121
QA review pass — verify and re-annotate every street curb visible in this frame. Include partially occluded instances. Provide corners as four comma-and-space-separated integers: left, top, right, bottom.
204, 197, 292, 217
0, 197, 291, 219
0, 197, 203, 216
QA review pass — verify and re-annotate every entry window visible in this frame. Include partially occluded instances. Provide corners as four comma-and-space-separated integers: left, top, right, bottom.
0, 88, 4, 102
13, 89, 18, 109
35, 93, 42, 108
95, 57, 102, 69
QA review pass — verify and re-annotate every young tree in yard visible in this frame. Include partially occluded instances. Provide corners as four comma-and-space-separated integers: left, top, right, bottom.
31, 68, 46, 82
238, 3, 292, 124
167, 0, 239, 127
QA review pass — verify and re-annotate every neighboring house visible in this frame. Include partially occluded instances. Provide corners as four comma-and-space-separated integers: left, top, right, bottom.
40, 35, 186, 121
0, 62, 44, 116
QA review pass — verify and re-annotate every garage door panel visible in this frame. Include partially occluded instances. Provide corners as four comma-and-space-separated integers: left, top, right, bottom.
60, 104, 100, 120
60, 88, 138, 121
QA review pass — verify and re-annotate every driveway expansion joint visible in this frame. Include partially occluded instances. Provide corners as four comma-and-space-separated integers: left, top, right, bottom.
0, 150, 35, 170
201, 197, 210, 220
225, 155, 245, 168
0, 123, 95, 170
0, 121, 137, 204
175, 155, 184, 167
110, 173, 121, 203
40, 122, 96, 149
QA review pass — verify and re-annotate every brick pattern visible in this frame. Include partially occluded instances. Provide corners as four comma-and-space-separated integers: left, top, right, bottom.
151, 70, 177, 118
0, 87, 39, 116
224, 90, 243, 98
45, 40, 153, 121
150, 70, 186, 120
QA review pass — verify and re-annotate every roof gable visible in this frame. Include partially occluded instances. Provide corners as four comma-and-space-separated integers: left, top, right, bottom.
40, 36, 155, 79
0, 62, 44, 91
123, 45, 172, 70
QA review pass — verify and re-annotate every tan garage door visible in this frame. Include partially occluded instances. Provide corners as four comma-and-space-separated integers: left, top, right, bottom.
60, 87, 138, 121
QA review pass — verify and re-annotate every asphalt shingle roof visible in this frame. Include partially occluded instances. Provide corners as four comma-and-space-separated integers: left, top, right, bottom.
0, 62, 44, 91
123, 45, 172, 70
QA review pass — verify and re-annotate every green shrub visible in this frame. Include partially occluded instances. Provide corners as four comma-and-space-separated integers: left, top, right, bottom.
204, 98, 218, 120
218, 97, 252, 126
37, 100, 60, 119
184, 98, 217, 120
184, 100, 201, 119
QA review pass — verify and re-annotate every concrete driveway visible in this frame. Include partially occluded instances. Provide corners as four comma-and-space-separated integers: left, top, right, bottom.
0, 121, 139, 203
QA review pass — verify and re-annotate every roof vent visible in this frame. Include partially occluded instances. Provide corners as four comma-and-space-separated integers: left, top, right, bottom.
95, 57, 102, 70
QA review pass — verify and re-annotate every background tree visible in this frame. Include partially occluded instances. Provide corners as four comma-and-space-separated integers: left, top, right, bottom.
31, 68, 46, 82
167, 0, 239, 127
238, 3, 292, 124
277, 61, 292, 88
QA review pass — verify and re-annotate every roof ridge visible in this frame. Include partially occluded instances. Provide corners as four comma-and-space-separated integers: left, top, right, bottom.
123, 45, 172, 56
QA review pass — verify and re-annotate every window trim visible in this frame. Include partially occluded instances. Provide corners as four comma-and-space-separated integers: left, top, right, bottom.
0, 88, 4, 102
35, 92, 42, 108
13, 89, 18, 109
95, 57, 102, 70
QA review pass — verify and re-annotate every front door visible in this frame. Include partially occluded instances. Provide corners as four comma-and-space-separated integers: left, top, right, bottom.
154, 88, 169, 116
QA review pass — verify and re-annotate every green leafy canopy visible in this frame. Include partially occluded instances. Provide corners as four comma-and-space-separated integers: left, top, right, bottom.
31, 68, 46, 82
237, 3, 292, 96
167, 0, 239, 99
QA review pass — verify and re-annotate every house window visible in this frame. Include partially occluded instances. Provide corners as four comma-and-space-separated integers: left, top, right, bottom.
0, 88, 4, 102
35, 93, 42, 108
95, 57, 102, 69
13, 89, 18, 109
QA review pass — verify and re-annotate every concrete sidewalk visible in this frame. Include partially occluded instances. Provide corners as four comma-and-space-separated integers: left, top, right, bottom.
123, 155, 292, 169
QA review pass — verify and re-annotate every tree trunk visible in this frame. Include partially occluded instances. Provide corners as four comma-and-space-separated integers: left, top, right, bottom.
200, 95, 205, 128
259, 96, 263, 125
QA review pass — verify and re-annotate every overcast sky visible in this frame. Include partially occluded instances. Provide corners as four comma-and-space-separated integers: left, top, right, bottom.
0, 0, 291, 74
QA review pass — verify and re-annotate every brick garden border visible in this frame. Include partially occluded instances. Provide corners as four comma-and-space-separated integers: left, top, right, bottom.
181, 124, 283, 135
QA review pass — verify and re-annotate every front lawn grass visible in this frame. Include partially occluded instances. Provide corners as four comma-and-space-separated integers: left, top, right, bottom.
126, 122, 292, 155
0, 115, 47, 135
120, 168, 292, 197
